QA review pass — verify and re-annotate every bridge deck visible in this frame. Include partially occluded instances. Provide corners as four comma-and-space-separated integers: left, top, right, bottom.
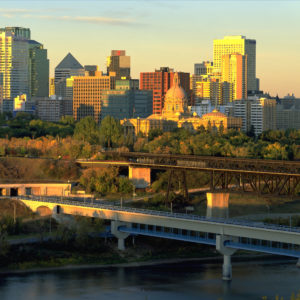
16, 196, 300, 246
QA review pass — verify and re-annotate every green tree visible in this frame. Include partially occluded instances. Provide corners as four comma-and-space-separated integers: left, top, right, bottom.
99, 116, 123, 148
118, 177, 134, 193
74, 117, 100, 144
219, 123, 224, 135
60, 116, 75, 127
148, 128, 163, 141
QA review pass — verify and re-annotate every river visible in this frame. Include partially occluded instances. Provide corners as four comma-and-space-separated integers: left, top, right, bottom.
0, 259, 299, 300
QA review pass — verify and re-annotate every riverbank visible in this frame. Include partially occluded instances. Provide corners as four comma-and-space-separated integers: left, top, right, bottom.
1, 253, 294, 276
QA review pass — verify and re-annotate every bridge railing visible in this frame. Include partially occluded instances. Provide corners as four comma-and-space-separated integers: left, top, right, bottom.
14, 195, 300, 234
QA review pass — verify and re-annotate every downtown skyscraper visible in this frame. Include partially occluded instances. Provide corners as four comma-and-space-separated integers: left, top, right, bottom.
0, 27, 49, 103
213, 35, 257, 93
107, 50, 130, 80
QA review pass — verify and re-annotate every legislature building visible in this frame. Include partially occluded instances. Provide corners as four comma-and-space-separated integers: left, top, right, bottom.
121, 73, 242, 136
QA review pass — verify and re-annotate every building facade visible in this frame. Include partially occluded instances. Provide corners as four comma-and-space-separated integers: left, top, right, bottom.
55, 53, 85, 98
194, 61, 214, 76
276, 103, 300, 130
0, 30, 30, 100
29, 40, 49, 98
116, 79, 139, 90
72, 71, 116, 123
100, 89, 152, 121
0, 27, 49, 104
213, 35, 256, 93
221, 53, 247, 101
36, 97, 73, 122
107, 50, 130, 80
140, 67, 190, 115
122, 73, 241, 136
250, 98, 276, 135
49, 78, 55, 97
194, 79, 231, 106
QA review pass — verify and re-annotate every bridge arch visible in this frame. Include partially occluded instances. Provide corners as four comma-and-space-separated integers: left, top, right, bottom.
36, 206, 52, 216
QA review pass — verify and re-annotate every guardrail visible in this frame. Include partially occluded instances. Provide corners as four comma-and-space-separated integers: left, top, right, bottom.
12, 195, 300, 234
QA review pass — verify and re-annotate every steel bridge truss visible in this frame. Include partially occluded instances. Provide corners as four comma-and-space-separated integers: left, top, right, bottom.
106, 152, 300, 197
210, 171, 300, 196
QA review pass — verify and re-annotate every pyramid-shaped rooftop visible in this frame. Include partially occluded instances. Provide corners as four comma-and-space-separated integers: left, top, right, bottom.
55, 52, 83, 70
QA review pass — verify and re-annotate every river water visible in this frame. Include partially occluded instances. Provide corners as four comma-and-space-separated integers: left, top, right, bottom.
0, 260, 299, 300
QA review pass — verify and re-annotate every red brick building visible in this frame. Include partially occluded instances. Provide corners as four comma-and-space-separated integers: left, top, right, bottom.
140, 67, 190, 115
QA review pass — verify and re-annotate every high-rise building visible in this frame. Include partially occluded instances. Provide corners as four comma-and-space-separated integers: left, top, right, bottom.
0, 27, 49, 103
221, 53, 247, 101
107, 50, 130, 80
230, 100, 251, 132
193, 77, 231, 106
140, 67, 190, 115
49, 78, 55, 97
72, 71, 116, 123
194, 61, 213, 76
0, 73, 3, 112
213, 35, 256, 92
35, 96, 73, 122
29, 40, 49, 98
250, 98, 276, 136
0, 27, 31, 39
55, 53, 85, 98
116, 79, 139, 90
0, 30, 30, 100
100, 89, 152, 121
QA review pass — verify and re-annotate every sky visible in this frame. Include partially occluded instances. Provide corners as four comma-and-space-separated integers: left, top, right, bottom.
0, 0, 300, 97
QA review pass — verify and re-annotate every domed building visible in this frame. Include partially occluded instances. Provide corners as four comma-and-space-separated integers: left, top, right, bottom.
121, 73, 242, 136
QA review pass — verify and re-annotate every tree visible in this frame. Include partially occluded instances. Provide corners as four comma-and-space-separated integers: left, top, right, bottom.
74, 117, 100, 144
99, 116, 123, 148
197, 125, 206, 133
219, 123, 224, 135
148, 128, 163, 141
207, 120, 212, 133
0, 224, 9, 258
60, 116, 75, 127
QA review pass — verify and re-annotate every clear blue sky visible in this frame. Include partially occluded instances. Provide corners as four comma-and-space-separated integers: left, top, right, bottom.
1, 0, 300, 96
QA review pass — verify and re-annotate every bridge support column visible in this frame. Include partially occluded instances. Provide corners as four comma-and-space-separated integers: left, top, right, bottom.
129, 167, 151, 189
111, 220, 130, 251
206, 193, 229, 219
216, 235, 237, 281
222, 254, 232, 281
297, 258, 300, 267
118, 237, 126, 251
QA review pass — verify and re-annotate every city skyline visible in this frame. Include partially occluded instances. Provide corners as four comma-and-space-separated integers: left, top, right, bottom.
0, 0, 300, 97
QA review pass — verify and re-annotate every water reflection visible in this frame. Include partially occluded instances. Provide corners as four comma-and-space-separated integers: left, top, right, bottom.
0, 259, 299, 300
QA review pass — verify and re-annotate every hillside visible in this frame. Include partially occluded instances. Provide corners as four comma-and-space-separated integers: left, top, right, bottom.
0, 157, 81, 182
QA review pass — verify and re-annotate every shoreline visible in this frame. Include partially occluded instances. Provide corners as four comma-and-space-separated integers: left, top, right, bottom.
0, 253, 296, 276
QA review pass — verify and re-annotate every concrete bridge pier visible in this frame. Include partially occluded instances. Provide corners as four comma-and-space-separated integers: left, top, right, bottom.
206, 193, 229, 219
296, 258, 300, 267
222, 254, 232, 281
111, 220, 130, 251
129, 167, 151, 188
216, 235, 237, 281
